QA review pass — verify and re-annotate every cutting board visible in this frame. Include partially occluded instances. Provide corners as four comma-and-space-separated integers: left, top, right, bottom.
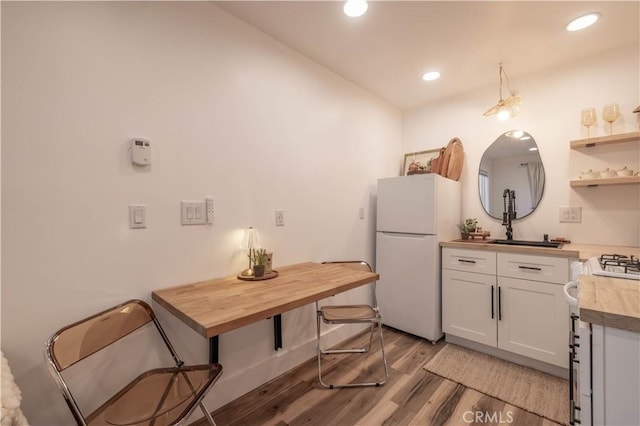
445, 138, 464, 181
430, 147, 446, 175
440, 143, 453, 178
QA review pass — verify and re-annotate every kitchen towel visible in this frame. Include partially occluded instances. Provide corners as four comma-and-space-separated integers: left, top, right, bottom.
424, 343, 568, 425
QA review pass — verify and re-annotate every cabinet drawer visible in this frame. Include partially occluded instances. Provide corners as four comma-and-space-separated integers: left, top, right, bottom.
497, 253, 569, 284
442, 248, 496, 275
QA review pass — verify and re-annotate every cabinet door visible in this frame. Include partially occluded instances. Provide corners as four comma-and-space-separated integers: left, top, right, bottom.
497, 277, 569, 368
442, 269, 497, 346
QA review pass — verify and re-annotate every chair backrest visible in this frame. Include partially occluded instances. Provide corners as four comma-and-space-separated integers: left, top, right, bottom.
323, 260, 373, 273
47, 300, 156, 372
321, 261, 377, 306
45, 300, 185, 425
45, 300, 223, 426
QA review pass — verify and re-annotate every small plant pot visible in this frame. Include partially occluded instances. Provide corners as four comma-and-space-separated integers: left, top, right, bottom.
253, 265, 266, 277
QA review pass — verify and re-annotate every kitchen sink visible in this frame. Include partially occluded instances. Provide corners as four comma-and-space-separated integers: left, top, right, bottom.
492, 239, 563, 248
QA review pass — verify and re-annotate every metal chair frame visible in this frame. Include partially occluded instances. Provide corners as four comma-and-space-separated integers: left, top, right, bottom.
316, 261, 388, 389
45, 299, 222, 426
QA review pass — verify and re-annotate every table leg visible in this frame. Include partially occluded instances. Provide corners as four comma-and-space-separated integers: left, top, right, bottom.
273, 314, 283, 351
209, 335, 219, 364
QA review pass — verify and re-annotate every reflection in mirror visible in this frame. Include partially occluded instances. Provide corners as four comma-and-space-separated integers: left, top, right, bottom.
479, 130, 545, 220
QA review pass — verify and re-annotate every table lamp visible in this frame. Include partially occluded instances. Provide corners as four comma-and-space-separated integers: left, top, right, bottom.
240, 227, 260, 277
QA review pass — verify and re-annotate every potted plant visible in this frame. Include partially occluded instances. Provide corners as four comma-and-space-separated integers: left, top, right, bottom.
457, 218, 478, 240
252, 248, 268, 277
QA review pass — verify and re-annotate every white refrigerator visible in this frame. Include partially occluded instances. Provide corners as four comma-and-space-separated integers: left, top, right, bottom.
376, 174, 460, 342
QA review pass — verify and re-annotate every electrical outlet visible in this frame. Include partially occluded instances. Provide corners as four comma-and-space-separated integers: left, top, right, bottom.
559, 206, 581, 223
275, 209, 285, 226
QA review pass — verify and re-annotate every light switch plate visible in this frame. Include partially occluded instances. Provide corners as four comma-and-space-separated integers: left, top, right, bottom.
181, 201, 207, 225
129, 205, 146, 229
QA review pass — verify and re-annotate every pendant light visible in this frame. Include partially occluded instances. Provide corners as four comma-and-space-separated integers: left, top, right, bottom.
483, 63, 522, 120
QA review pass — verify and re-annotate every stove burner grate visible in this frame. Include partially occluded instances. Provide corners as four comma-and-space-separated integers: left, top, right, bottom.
599, 254, 640, 275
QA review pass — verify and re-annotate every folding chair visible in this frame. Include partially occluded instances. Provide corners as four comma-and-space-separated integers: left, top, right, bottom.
316, 261, 388, 388
45, 299, 222, 425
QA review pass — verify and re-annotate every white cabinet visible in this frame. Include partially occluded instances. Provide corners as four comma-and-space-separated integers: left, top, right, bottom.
497, 277, 568, 366
442, 269, 497, 346
497, 252, 569, 367
442, 248, 569, 368
591, 324, 640, 426
442, 249, 497, 346
442, 247, 496, 275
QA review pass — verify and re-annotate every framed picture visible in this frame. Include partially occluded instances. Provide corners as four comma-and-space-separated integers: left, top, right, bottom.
401, 149, 441, 176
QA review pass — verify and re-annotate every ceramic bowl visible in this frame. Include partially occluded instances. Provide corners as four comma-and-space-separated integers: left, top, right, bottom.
580, 170, 598, 179
616, 166, 634, 177
599, 168, 617, 178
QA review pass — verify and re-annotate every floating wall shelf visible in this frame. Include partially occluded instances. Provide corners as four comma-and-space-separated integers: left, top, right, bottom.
570, 176, 640, 187
570, 131, 640, 149
569, 131, 640, 188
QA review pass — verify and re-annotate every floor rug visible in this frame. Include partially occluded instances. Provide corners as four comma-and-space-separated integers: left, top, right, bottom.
424, 343, 568, 425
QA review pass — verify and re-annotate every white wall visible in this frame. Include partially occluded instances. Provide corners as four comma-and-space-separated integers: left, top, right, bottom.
0, 3, 401, 424
403, 45, 640, 246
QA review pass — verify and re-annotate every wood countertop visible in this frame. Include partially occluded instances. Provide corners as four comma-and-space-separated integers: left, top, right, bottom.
152, 262, 378, 338
579, 275, 640, 333
440, 241, 640, 261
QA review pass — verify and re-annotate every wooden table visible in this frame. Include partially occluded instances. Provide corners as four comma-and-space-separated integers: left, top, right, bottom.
152, 262, 379, 363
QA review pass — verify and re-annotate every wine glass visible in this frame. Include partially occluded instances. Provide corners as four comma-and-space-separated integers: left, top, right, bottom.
602, 103, 621, 135
581, 107, 597, 138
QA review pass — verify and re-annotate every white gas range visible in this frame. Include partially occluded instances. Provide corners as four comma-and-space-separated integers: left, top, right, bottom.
564, 253, 640, 426
585, 254, 640, 280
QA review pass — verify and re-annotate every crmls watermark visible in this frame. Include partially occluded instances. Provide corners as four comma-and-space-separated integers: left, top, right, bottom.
463, 410, 514, 424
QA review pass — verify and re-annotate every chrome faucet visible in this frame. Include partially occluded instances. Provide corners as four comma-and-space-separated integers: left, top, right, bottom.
502, 189, 517, 240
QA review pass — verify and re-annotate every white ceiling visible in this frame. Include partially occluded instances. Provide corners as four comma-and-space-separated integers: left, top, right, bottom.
215, 1, 639, 110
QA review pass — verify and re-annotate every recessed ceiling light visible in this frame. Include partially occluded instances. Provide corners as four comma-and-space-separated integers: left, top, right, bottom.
422, 71, 440, 81
529, 147, 538, 152
343, 0, 368, 18
566, 12, 600, 32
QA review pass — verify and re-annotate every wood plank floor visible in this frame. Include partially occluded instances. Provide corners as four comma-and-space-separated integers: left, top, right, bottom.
196, 327, 562, 426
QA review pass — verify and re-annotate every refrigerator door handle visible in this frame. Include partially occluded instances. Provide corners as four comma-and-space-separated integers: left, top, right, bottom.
378, 231, 432, 238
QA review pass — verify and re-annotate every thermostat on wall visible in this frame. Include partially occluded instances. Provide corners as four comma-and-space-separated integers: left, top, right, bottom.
131, 138, 151, 165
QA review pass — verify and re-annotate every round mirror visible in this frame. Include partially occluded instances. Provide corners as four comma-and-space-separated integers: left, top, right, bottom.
478, 130, 545, 220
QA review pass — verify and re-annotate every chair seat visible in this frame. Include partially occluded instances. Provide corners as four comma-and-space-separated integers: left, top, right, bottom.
320, 304, 380, 323
86, 365, 222, 426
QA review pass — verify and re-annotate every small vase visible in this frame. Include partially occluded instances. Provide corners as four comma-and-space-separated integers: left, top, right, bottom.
253, 265, 266, 277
